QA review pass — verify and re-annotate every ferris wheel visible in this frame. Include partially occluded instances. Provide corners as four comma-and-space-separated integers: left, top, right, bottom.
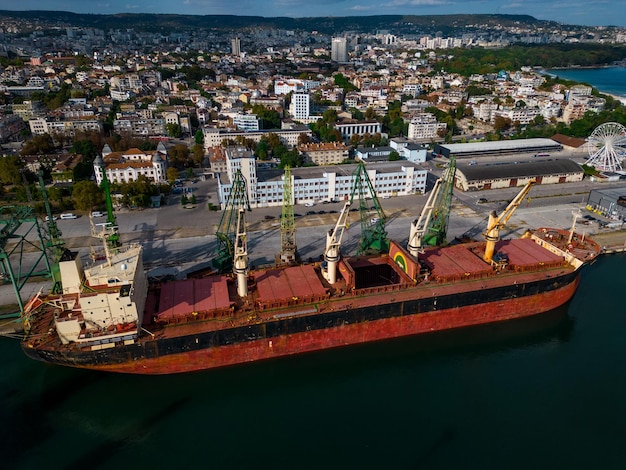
585, 122, 626, 172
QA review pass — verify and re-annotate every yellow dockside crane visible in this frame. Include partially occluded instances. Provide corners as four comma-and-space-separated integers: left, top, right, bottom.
483, 180, 535, 264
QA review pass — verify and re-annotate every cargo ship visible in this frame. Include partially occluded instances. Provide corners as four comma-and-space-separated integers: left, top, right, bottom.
20, 183, 600, 374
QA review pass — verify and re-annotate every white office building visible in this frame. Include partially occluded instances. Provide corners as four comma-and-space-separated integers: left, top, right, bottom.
290, 93, 310, 120
218, 157, 427, 209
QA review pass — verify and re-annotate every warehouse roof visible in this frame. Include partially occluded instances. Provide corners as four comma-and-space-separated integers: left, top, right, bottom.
458, 158, 583, 181
436, 138, 561, 156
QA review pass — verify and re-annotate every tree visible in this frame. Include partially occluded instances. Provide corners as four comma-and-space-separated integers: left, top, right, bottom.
298, 133, 311, 145
195, 129, 204, 145
265, 133, 282, 151
167, 167, 179, 184
255, 140, 269, 160
252, 104, 281, 129
72, 180, 104, 211
280, 149, 303, 169
192, 144, 205, 166
350, 108, 364, 121
168, 144, 191, 167
333, 73, 358, 93
388, 151, 401, 161
166, 123, 182, 138
494, 116, 511, 132
364, 107, 377, 120
20, 134, 56, 156
0, 154, 23, 185
70, 139, 98, 160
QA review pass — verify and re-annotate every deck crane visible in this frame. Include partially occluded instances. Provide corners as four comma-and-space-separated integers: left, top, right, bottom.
407, 156, 457, 257
483, 180, 535, 264
323, 201, 351, 284
93, 157, 120, 249
233, 207, 248, 297
278, 166, 297, 265
213, 169, 250, 274
350, 162, 389, 256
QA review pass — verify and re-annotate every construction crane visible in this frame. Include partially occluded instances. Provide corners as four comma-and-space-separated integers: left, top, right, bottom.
37, 171, 66, 293
233, 208, 248, 297
0, 205, 55, 317
407, 155, 457, 256
92, 157, 120, 250
483, 180, 535, 264
323, 201, 351, 284
99, 169, 120, 248
278, 166, 297, 265
350, 162, 389, 256
213, 169, 250, 273
37, 170, 63, 254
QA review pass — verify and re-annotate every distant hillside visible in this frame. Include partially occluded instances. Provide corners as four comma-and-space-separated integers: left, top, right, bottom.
0, 11, 556, 35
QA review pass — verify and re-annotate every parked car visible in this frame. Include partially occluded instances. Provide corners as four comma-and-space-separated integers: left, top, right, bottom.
91, 211, 104, 218
60, 213, 78, 219
304, 202, 314, 207
45, 215, 58, 221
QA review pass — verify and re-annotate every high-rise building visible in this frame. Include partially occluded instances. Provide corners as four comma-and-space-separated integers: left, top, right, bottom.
290, 93, 310, 120
331, 37, 348, 63
231, 37, 241, 56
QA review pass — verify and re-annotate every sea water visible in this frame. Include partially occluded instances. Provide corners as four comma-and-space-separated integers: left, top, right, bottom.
1, 253, 625, 469
547, 66, 626, 102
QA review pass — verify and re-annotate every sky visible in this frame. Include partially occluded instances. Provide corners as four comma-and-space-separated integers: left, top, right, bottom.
6, 0, 626, 28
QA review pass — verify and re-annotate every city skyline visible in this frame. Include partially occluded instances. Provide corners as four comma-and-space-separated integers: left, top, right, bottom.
4, 1, 626, 28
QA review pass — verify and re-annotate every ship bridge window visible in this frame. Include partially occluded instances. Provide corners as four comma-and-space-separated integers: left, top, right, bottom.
108, 277, 121, 284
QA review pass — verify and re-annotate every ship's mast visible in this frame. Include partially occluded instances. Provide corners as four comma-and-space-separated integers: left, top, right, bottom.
233, 207, 248, 297
323, 201, 351, 284
483, 180, 535, 264
568, 209, 582, 244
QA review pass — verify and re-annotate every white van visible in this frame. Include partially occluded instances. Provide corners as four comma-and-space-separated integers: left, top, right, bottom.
60, 213, 77, 219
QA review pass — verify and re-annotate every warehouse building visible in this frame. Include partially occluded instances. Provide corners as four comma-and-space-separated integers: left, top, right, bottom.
586, 186, 626, 222
434, 138, 563, 160
455, 159, 584, 191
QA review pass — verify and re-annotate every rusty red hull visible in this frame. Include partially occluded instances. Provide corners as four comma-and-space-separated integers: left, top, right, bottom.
38, 273, 579, 374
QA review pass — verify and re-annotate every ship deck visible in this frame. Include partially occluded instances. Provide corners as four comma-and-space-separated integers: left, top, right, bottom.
136, 237, 579, 343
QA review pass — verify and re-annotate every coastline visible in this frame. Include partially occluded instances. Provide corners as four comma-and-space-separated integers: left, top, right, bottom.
541, 65, 626, 104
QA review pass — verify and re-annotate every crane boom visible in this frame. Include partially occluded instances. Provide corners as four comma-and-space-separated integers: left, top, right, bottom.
233, 208, 248, 297
408, 155, 456, 256
214, 169, 250, 273
408, 178, 442, 257
350, 162, 389, 256
278, 166, 297, 265
323, 201, 351, 284
483, 180, 535, 264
